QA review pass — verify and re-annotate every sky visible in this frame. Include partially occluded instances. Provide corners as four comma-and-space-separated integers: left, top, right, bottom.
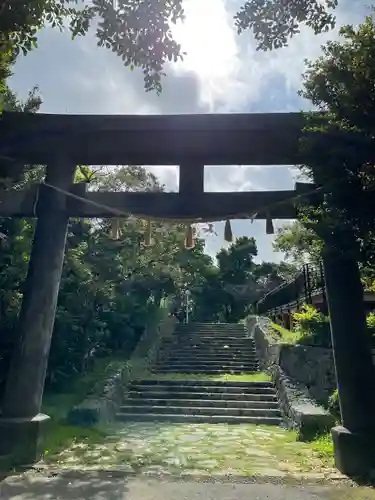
9, 0, 370, 263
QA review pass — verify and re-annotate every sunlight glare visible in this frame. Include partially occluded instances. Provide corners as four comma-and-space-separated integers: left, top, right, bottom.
172, 0, 240, 108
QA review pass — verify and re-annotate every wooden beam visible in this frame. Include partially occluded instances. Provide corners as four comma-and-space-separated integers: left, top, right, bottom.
179, 164, 204, 195
0, 188, 300, 220
0, 111, 308, 166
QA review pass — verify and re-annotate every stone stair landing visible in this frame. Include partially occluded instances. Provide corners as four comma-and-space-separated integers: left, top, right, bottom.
116, 322, 282, 425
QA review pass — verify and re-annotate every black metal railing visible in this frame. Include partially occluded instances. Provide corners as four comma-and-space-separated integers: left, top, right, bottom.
256, 262, 325, 314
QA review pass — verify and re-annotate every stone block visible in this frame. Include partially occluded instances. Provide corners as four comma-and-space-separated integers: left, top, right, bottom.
294, 402, 335, 440
331, 425, 375, 477
67, 401, 101, 427
272, 365, 334, 440
0, 413, 50, 467
279, 345, 336, 404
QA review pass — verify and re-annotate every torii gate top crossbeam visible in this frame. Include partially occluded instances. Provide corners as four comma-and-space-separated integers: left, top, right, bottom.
0, 111, 308, 166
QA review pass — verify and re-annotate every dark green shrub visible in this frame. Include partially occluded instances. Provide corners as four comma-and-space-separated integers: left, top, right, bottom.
293, 304, 331, 348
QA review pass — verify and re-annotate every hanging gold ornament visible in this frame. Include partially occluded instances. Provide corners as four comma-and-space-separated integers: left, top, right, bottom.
266, 213, 274, 235
144, 220, 153, 246
185, 223, 195, 249
224, 219, 233, 242
110, 218, 121, 240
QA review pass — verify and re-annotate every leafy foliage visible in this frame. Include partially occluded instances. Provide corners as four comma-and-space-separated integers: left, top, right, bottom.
298, 17, 375, 262
328, 389, 341, 421
366, 312, 375, 338
0, 0, 185, 93
273, 221, 323, 267
0, 161, 216, 391
191, 237, 291, 323
293, 305, 332, 347
235, 0, 338, 50
0, 0, 346, 96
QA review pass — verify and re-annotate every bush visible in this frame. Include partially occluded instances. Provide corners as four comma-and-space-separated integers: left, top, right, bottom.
366, 312, 375, 338
328, 389, 341, 421
293, 304, 331, 348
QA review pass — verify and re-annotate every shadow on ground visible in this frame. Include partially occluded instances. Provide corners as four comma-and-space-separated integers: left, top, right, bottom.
1, 473, 375, 500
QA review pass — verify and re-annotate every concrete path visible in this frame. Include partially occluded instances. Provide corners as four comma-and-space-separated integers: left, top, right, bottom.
1, 473, 374, 500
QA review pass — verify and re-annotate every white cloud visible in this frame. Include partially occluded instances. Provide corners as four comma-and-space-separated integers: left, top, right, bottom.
172, 0, 242, 111
171, 0, 370, 111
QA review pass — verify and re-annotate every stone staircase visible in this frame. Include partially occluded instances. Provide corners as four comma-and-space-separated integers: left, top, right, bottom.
116, 322, 282, 425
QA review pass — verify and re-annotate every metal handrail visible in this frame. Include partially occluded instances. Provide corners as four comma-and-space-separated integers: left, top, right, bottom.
256, 262, 325, 314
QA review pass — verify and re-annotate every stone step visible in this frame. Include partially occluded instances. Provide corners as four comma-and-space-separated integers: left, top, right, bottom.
177, 323, 246, 330
155, 366, 260, 373
176, 323, 245, 327
177, 333, 251, 338
153, 368, 259, 374
115, 413, 282, 425
165, 348, 257, 354
177, 333, 249, 336
176, 335, 255, 348
162, 353, 258, 359
165, 349, 257, 356
155, 361, 260, 367
176, 340, 251, 345
176, 334, 249, 338
165, 350, 257, 356
127, 390, 277, 401
156, 361, 260, 368
129, 385, 276, 395
174, 345, 254, 351
130, 379, 274, 388
171, 341, 256, 352
118, 404, 282, 417
165, 357, 259, 363
123, 398, 280, 409
175, 340, 256, 352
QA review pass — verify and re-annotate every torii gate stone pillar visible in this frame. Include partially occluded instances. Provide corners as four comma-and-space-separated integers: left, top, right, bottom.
0, 159, 76, 465
322, 243, 375, 476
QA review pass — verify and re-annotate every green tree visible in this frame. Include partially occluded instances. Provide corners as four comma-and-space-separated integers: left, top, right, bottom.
235, 0, 338, 50
1, 156, 219, 391
0, 0, 184, 93
190, 238, 296, 323
0, 0, 346, 96
252, 261, 298, 287
298, 16, 375, 265
273, 221, 323, 267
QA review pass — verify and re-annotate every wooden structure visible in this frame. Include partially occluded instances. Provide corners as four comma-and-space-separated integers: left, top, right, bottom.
256, 262, 375, 326
0, 111, 374, 476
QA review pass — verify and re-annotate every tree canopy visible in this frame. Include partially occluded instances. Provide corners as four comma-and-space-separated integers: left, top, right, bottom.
273, 221, 322, 267
298, 16, 375, 264
0, 0, 343, 94
235, 0, 338, 50
190, 237, 291, 323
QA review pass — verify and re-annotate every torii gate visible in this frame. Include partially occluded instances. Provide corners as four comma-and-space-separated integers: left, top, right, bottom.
0, 111, 373, 475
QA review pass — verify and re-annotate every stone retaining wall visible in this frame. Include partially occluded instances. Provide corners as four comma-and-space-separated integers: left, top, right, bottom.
278, 345, 336, 405
246, 316, 335, 437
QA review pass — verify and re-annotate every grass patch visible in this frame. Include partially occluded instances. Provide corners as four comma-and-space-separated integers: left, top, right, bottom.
270, 322, 301, 344
42, 356, 127, 420
140, 371, 272, 382
41, 356, 127, 463
308, 432, 334, 466
42, 421, 108, 462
